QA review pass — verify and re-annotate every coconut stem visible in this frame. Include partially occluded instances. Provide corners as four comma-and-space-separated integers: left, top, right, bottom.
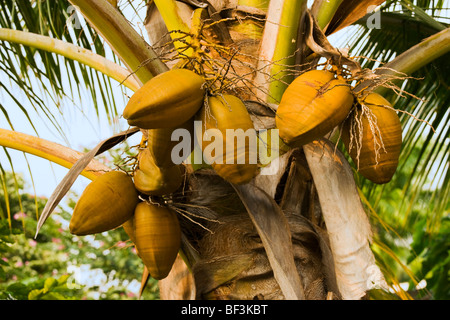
153, 0, 195, 58
311, 0, 344, 31
254, 0, 307, 103
69, 0, 168, 84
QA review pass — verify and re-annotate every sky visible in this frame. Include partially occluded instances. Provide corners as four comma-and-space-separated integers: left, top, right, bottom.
0, 72, 142, 199
0, 3, 145, 199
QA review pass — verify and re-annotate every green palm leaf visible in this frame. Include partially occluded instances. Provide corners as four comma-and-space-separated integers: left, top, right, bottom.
0, 0, 124, 134
328, 0, 450, 298
337, 1, 449, 230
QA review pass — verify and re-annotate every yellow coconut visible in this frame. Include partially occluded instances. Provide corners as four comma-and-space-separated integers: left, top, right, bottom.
134, 201, 181, 280
122, 217, 136, 245
123, 68, 205, 129
196, 94, 258, 184
341, 92, 402, 184
69, 171, 139, 235
276, 69, 354, 146
133, 149, 183, 196
147, 118, 195, 168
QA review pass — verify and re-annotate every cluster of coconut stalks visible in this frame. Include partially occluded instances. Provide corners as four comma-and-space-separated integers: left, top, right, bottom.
64, 6, 433, 299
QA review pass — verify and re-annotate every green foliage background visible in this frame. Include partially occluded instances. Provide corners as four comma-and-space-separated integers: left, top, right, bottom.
363, 142, 449, 300
0, 171, 159, 300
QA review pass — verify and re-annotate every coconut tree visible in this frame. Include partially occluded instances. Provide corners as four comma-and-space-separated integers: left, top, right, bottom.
0, 0, 448, 300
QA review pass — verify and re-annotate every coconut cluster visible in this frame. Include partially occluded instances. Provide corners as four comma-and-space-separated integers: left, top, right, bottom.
69, 67, 261, 281
276, 68, 402, 185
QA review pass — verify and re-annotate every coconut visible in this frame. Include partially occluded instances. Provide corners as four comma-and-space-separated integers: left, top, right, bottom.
123, 68, 205, 129
341, 92, 402, 184
134, 202, 181, 280
69, 171, 139, 235
196, 94, 259, 184
276, 69, 354, 146
133, 149, 183, 196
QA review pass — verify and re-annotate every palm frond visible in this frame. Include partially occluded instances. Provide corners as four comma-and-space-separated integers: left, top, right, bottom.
326, 7, 450, 283
0, 0, 124, 136
334, 1, 450, 231
329, 5, 449, 295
